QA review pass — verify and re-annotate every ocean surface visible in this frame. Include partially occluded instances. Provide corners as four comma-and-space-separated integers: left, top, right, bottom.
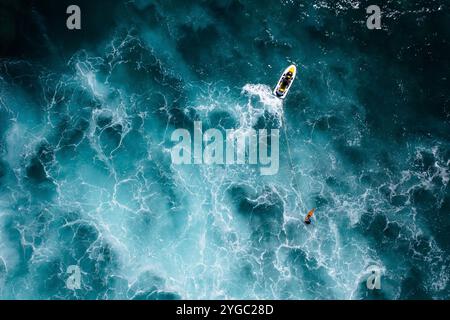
0, 0, 449, 299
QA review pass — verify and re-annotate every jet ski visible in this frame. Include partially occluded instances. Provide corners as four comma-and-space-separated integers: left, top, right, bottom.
273, 65, 296, 99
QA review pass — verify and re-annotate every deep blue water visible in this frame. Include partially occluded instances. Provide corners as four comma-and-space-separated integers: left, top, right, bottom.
0, 0, 449, 299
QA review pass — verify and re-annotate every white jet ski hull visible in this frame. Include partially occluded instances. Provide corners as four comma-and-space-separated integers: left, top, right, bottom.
273, 65, 297, 99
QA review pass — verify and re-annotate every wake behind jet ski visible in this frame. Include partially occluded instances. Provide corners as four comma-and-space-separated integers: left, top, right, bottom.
273, 64, 296, 99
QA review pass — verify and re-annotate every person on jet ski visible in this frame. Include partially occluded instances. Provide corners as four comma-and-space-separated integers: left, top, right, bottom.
282, 72, 293, 87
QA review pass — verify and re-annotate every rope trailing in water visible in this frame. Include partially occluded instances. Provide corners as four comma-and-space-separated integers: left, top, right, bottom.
281, 110, 302, 205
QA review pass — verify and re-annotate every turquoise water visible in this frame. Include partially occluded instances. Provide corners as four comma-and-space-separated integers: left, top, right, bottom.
0, 0, 449, 299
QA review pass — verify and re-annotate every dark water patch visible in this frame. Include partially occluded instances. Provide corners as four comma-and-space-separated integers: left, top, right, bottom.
425, 193, 450, 251
373, 149, 399, 174
205, 0, 247, 35
411, 187, 437, 211
353, 5, 449, 121
383, 221, 401, 242
127, 2, 163, 29
253, 31, 292, 54
0, 98, 12, 140
352, 12, 449, 141
167, 98, 195, 129
314, 115, 341, 133
0, 0, 43, 58
228, 185, 251, 210
358, 171, 388, 189
24, 155, 56, 203
27, 0, 122, 61
96, 110, 113, 128
325, 176, 351, 194
0, 63, 48, 116
358, 211, 388, 245
356, 209, 410, 262
335, 143, 365, 169
26, 157, 48, 183
0, 159, 6, 180
176, 24, 220, 77
399, 267, 432, 300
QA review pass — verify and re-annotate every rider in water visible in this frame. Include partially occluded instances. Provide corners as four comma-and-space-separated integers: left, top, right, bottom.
304, 208, 315, 225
